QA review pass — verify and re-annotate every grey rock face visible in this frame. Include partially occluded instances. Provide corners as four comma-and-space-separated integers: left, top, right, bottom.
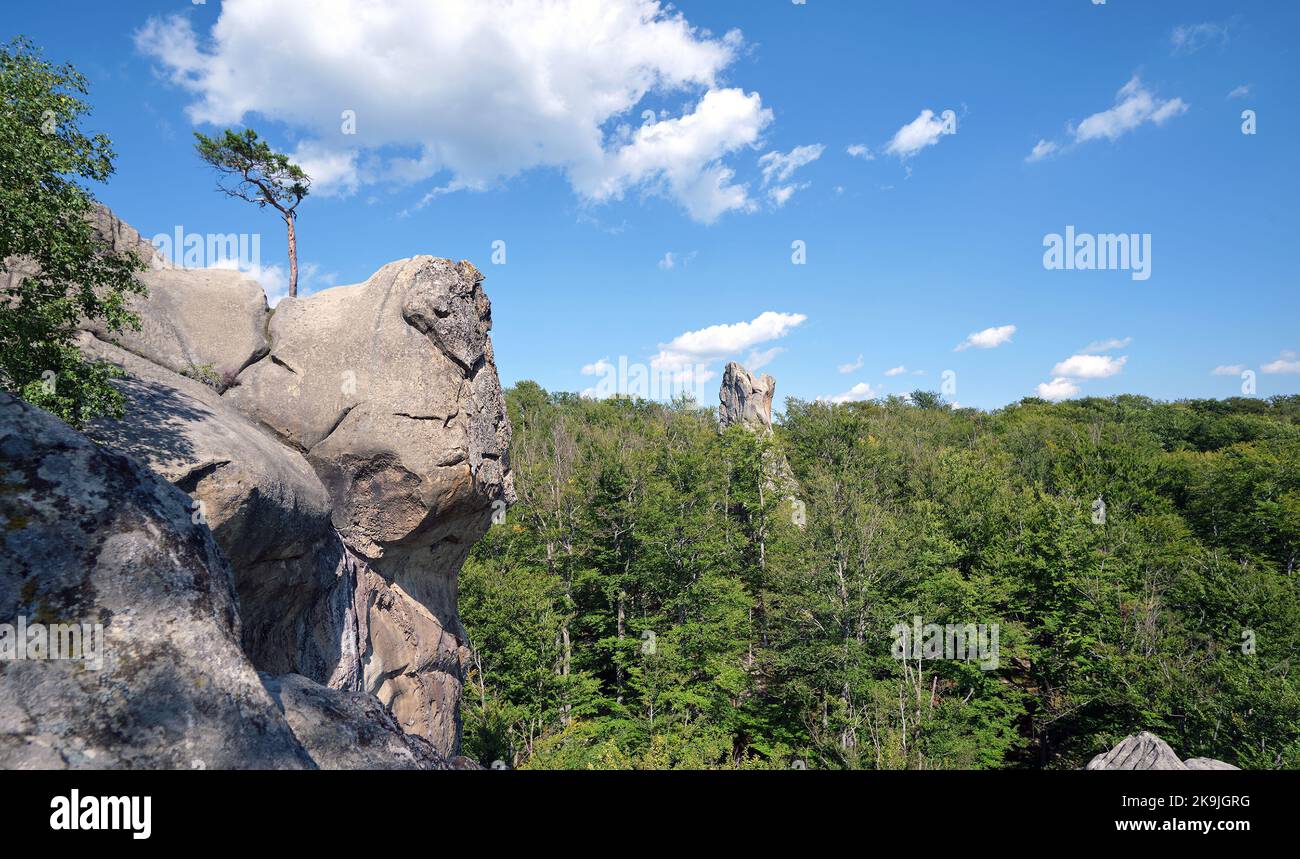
1085, 731, 1239, 770
719, 361, 775, 432
260, 673, 463, 770
67, 213, 512, 758
79, 333, 360, 691
0, 392, 312, 769
225, 255, 514, 754
1184, 757, 1240, 770
80, 208, 270, 383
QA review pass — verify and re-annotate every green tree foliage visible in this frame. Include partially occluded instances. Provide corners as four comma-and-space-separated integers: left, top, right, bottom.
193, 128, 310, 296
0, 37, 144, 426
464, 386, 1300, 769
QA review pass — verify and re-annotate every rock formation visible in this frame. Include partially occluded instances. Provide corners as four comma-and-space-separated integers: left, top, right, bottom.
717, 361, 803, 528
719, 361, 776, 432
2, 206, 513, 765
1084, 731, 1239, 770
0, 392, 312, 769
261, 673, 480, 770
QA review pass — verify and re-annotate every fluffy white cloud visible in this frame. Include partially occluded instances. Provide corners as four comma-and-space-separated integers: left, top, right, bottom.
1227, 84, 1251, 99
955, 324, 1016, 352
1025, 139, 1058, 163
823, 382, 877, 404
1051, 354, 1127, 379
838, 354, 864, 374
1036, 377, 1079, 402
883, 365, 907, 377
1262, 351, 1300, 374
1073, 76, 1188, 143
846, 143, 875, 161
884, 110, 950, 159
1081, 336, 1132, 353
1211, 364, 1246, 376
651, 311, 806, 374
136, 0, 771, 222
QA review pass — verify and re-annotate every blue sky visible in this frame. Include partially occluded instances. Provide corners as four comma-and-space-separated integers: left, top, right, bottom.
8, 0, 1299, 410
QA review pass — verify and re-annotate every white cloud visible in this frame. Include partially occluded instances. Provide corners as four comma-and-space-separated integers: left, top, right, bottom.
651, 311, 807, 374
657, 250, 696, 270
1262, 351, 1300, 374
1052, 354, 1127, 379
838, 354, 864, 374
1030, 76, 1188, 160
1036, 377, 1080, 402
1081, 336, 1132, 353
767, 183, 809, 207
207, 258, 334, 307
758, 143, 823, 206
823, 382, 877, 404
1211, 364, 1246, 376
883, 365, 907, 377
1227, 84, 1251, 99
746, 347, 783, 372
759, 144, 824, 185
136, 0, 772, 223
955, 324, 1016, 352
1025, 139, 1058, 163
1171, 22, 1230, 55
846, 143, 875, 161
581, 357, 614, 376
885, 110, 949, 159
1072, 76, 1188, 144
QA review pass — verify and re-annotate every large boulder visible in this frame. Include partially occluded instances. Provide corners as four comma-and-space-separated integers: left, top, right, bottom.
719, 361, 775, 433
227, 255, 514, 753
260, 673, 479, 770
79, 207, 271, 382
79, 333, 360, 690
1085, 731, 1239, 770
0, 392, 312, 769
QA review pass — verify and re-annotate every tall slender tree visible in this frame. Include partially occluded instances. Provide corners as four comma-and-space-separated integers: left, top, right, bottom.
193, 128, 310, 296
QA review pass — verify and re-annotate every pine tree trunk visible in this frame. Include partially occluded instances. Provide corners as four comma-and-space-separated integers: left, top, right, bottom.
285, 211, 299, 297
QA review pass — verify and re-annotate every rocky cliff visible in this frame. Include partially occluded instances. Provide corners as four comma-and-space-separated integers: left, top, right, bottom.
0, 207, 513, 765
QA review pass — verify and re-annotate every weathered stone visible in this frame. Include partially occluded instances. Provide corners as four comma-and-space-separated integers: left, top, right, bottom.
1085, 731, 1238, 770
78, 206, 270, 384
226, 255, 514, 754
0, 392, 312, 769
260, 672, 463, 769
78, 333, 360, 689
719, 361, 775, 433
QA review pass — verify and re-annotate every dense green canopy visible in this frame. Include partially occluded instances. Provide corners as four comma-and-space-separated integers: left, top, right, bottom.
463, 387, 1300, 769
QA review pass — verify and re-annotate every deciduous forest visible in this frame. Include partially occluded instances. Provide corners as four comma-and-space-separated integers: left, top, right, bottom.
462, 386, 1300, 769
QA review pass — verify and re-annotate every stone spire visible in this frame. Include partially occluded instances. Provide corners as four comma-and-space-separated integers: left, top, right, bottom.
718, 361, 775, 433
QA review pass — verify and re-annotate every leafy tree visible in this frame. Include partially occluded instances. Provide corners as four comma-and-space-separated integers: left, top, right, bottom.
463, 385, 1300, 769
0, 37, 145, 426
194, 128, 310, 296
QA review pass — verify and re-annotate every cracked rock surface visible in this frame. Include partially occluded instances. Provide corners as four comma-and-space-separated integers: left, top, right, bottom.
2, 207, 513, 763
